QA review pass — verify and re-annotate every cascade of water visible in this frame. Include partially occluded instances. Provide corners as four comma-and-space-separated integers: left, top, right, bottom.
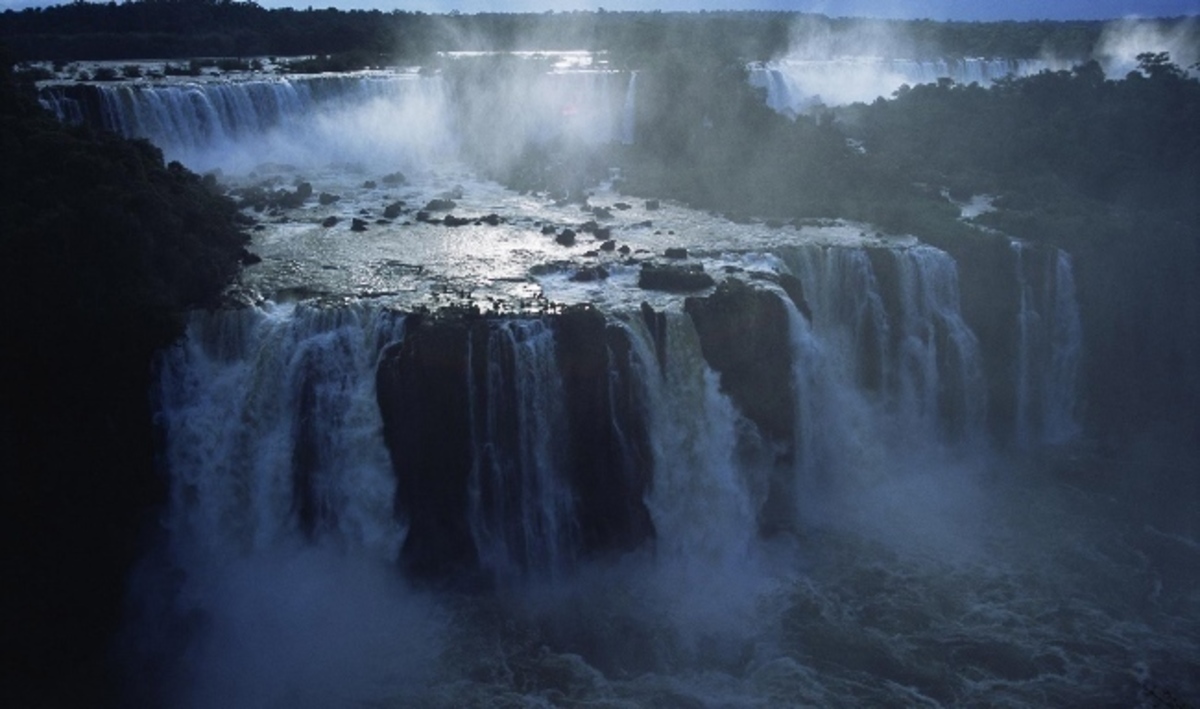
155, 303, 406, 564
891, 246, 987, 441
56, 74, 453, 171
778, 244, 984, 446
748, 57, 1060, 112
620, 71, 638, 145
1041, 249, 1083, 444
466, 319, 577, 581
622, 312, 757, 565
1012, 242, 1083, 447
1013, 241, 1037, 449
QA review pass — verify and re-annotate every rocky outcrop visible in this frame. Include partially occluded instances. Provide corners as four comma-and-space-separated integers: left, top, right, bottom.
638, 262, 715, 292
376, 314, 481, 580
375, 308, 655, 583
554, 306, 655, 555
685, 278, 797, 453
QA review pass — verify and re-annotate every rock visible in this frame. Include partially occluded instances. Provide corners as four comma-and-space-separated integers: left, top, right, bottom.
424, 198, 457, 211
592, 206, 613, 220
441, 184, 465, 200
383, 201, 405, 219
618, 245, 631, 255
362, 180, 377, 189
556, 229, 577, 246
277, 181, 311, 208
684, 278, 796, 451
571, 265, 609, 282
664, 247, 688, 259
482, 213, 502, 226
638, 263, 715, 292
442, 214, 471, 227
416, 211, 432, 222
238, 248, 262, 265
542, 225, 558, 235
321, 216, 339, 228
351, 218, 368, 232
381, 171, 406, 185
318, 192, 340, 206
614, 202, 632, 210
593, 226, 612, 240
600, 240, 616, 252
645, 199, 660, 210
580, 220, 599, 234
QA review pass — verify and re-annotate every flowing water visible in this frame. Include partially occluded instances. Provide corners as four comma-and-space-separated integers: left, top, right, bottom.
42, 63, 1198, 707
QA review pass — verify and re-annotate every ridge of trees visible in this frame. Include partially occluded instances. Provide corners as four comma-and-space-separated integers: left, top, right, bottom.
0, 3, 1141, 64
0, 48, 250, 706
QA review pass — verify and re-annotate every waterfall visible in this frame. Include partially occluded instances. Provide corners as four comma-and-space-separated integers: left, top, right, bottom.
155, 303, 407, 561
747, 56, 1062, 111
779, 244, 985, 448
1012, 242, 1083, 447
620, 70, 638, 145
466, 319, 577, 581
39, 74, 456, 171
623, 312, 758, 566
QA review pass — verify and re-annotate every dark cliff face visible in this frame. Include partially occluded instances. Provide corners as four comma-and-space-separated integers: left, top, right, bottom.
375, 308, 656, 585
685, 278, 799, 459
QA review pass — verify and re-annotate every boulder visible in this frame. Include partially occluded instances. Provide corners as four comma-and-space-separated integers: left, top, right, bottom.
638, 263, 715, 292
571, 265, 610, 282
351, 218, 368, 232
599, 240, 616, 252
664, 247, 688, 259
321, 216, 339, 228
424, 198, 456, 211
318, 192, 340, 206
383, 201, 405, 219
556, 229, 577, 246
542, 225, 559, 235
381, 171, 407, 185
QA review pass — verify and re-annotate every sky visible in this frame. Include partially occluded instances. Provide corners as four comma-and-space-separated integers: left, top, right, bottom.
2, 0, 1199, 18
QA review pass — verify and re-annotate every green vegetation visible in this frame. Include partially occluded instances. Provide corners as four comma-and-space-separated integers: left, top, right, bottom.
0, 49, 249, 706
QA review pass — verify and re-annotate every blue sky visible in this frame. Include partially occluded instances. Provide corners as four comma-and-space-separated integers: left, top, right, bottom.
2, 0, 1198, 17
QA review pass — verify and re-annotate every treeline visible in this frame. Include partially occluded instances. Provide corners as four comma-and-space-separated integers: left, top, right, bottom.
0, 51, 250, 706
616, 51, 1199, 444
0, 2, 1125, 64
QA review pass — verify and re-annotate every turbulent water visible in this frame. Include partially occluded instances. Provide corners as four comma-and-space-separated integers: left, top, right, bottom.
42, 61, 1199, 707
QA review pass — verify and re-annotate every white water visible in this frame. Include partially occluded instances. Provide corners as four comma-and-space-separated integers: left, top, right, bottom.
467, 319, 576, 582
